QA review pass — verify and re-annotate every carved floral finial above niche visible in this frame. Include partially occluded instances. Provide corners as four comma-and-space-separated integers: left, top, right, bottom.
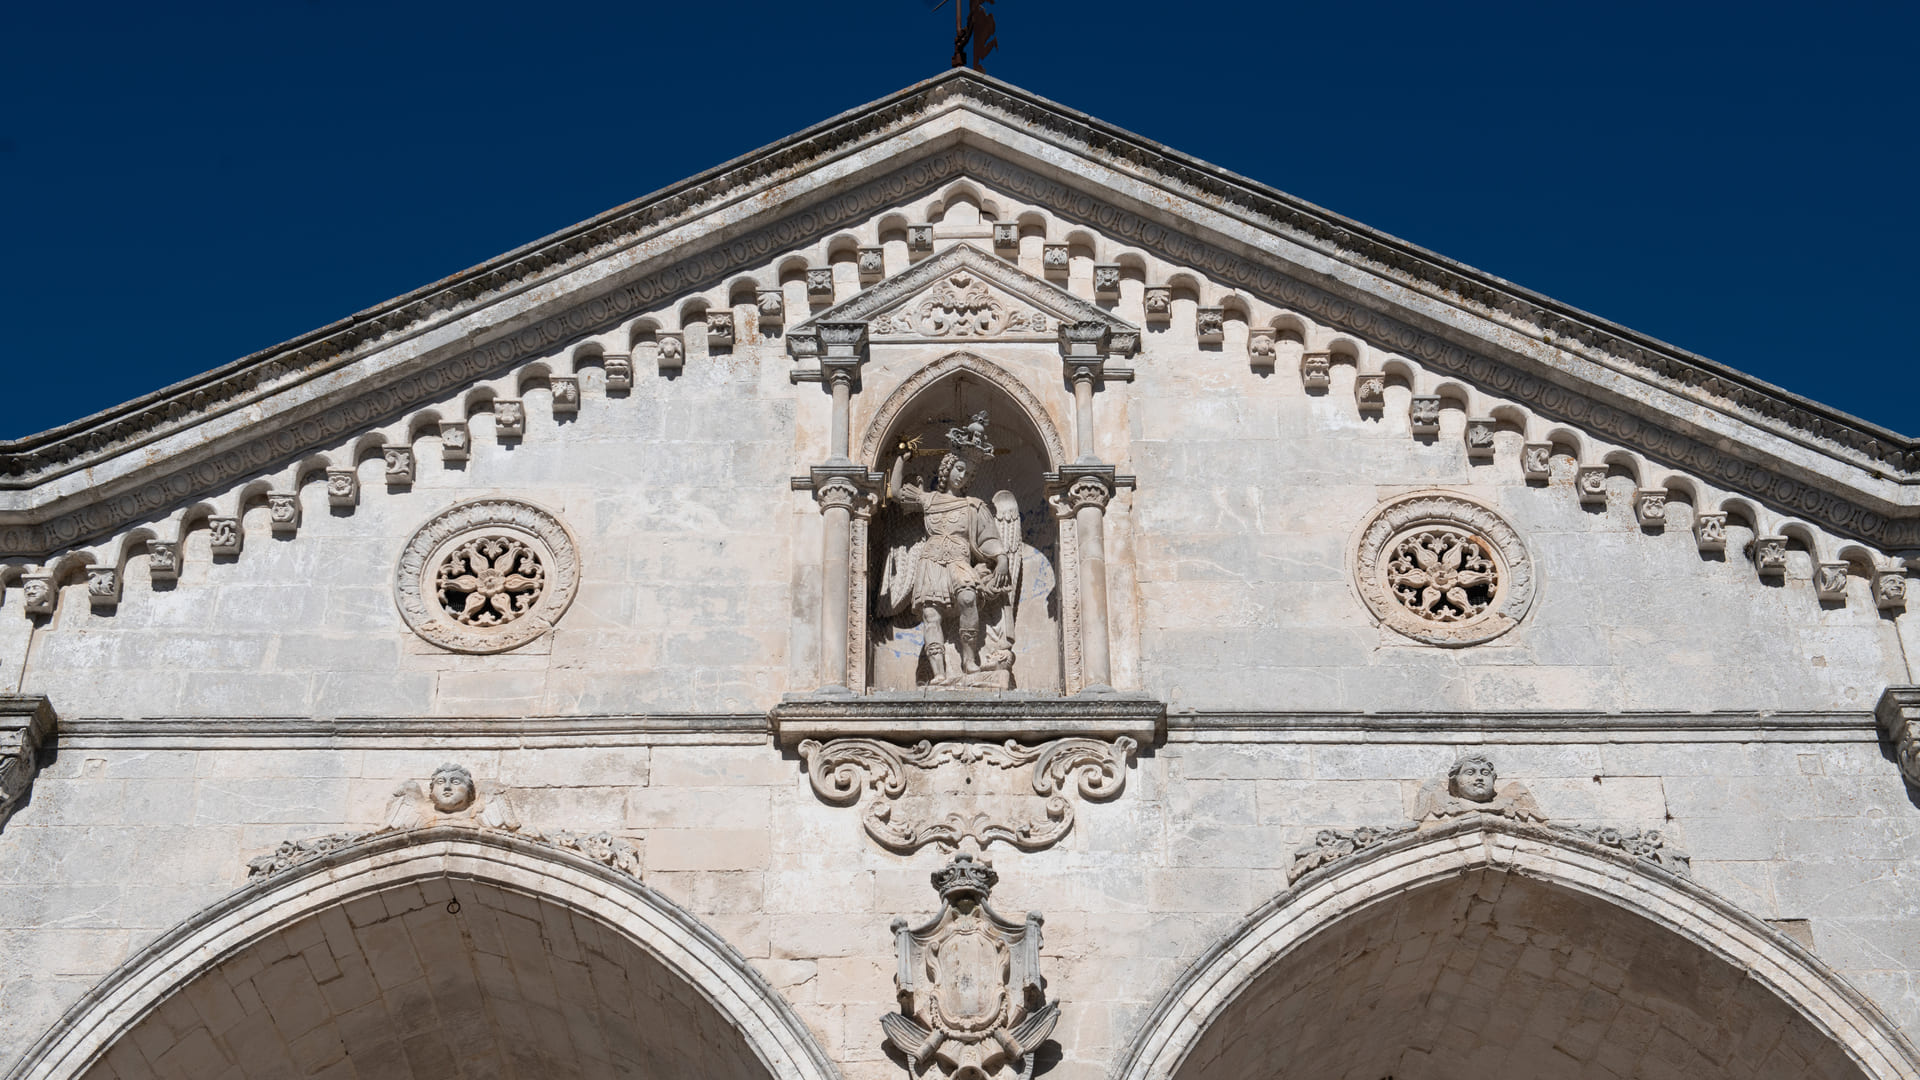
1288, 753, 1690, 884
243, 763, 640, 880
799, 736, 1136, 854
881, 852, 1058, 1080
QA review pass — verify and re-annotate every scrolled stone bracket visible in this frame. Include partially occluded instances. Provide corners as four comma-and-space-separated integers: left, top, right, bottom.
797, 734, 1138, 854
1876, 684, 1920, 789
0, 695, 56, 832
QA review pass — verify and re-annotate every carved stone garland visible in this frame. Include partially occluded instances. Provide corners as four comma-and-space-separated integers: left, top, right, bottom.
1289, 753, 1691, 884
395, 498, 580, 653
1353, 491, 1535, 646
799, 736, 1136, 853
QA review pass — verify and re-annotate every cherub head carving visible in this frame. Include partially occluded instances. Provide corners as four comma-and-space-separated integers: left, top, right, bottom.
429, 763, 476, 813
1448, 754, 1498, 803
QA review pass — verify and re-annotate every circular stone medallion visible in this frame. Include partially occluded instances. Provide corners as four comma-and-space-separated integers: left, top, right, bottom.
395, 499, 579, 653
1352, 491, 1535, 647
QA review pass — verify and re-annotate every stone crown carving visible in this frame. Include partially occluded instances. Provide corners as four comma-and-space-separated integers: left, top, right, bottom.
245, 762, 640, 880
1289, 753, 1691, 884
394, 499, 580, 654
1353, 491, 1536, 646
787, 243, 1138, 358
799, 735, 1136, 853
881, 853, 1058, 1079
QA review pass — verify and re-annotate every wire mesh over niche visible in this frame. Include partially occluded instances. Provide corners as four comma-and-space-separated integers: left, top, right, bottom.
863, 363, 1066, 692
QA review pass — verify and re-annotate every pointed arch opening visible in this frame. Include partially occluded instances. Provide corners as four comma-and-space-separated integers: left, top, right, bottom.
1116, 819, 1919, 1080
855, 353, 1070, 692
8, 828, 839, 1080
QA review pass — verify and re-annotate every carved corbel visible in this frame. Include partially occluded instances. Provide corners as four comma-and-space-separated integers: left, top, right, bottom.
1874, 569, 1908, 611
268, 493, 301, 534
19, 572, 56, 617
0, 695, 56, 831
1042, 244, 1069, 277
1355, 373, 1386, 412
1694, 512, 1728, 552
909, 224, 935, 252
1194, 306, 1224, 344
549, 376, 580, 414
705, 309, 734, 346
86, 567, 120, 608
146, 542, 180, 582
603, 352, 633, 390
1521, 442, 1553, 479
755, 290, 784, 328
494, 399, 527, 436
857, 247, 885, 282
1301, 352, 1332, 390
208, 516, 243, 556
1464, 417, 1496, 460
1814, 562, 1850, 601
382, 447, 415, 486
1877, 686, 1920, 788
326, 467, 359, 508
1143, 285, 1171, 323
992, 223, 1017, 250
1576, 466, 1608, 505
806, 267, 835, 302
1634, 489, 1668, 527
1092, 264, 1121, 299
439, 421, 471, 461
655, 333, 686, 372
1753, 535, 1788, 577
1409, 395, 1441, 435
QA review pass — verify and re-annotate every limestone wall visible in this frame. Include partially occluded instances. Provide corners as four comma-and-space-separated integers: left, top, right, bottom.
4, 732, 1915, 1077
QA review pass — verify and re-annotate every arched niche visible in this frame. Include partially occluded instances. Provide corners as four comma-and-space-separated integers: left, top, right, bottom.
9, 827, 839, 1080
854, 353, 1076, 693
1117, 818, 1920, 1080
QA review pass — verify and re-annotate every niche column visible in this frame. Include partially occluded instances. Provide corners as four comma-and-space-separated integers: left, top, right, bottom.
1054, 322, 1136, 692
800, 323, 877, 692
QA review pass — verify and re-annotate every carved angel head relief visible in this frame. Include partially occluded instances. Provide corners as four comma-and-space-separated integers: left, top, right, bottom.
1352, 491, 1535, 646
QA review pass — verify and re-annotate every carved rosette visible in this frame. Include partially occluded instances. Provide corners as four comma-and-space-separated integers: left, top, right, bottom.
394, 499, 579, 654
798, 736, 1136, 854
1352, 491, 1536, 646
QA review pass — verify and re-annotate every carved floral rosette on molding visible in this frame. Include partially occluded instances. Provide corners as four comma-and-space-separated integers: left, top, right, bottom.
394, 498, 580, 654
1352, 490, 1536, 646
798, 736, 1136, 853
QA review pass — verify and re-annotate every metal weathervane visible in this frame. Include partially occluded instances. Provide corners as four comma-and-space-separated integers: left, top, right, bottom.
930, 0, 997, 71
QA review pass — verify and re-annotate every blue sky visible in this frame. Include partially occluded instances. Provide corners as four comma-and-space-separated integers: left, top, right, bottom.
3, 0, 1914, 439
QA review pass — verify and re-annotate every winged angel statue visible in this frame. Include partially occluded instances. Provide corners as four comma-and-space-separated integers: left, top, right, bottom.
881, 413, 1030, 688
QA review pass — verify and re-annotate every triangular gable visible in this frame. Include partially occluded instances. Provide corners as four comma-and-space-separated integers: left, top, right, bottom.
0, 69, 1914, 560
786, 243, 1138, 357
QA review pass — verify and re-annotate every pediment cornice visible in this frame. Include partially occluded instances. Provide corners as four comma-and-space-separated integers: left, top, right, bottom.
787, 243, 1137, 356
0, 71, 1915, 558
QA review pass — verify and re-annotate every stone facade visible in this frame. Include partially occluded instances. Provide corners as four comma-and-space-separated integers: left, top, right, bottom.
2, 71, 1918, 1080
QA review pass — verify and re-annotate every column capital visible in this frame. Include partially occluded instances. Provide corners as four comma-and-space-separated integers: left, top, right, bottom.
1048, 463, 1131, 512
803, 463, 883, 514
1057, 322, 1136, 384
1878, 685, 1920, 788
788, 321, 871, 387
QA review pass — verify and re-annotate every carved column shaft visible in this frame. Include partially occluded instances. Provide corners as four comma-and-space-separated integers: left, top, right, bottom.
1067, 477, 1114, 690
1072, 369, 1096, 461
821, 498, 853, 689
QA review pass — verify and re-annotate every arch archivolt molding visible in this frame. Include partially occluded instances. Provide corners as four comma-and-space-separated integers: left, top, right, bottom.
6, 826, 840, 1080
855, 351, 1067, 472
1112, 817, 1920, 1080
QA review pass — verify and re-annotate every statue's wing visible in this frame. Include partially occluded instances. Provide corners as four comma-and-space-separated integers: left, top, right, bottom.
383, 781, 426, 830
1006, 1000, 1060, 1058
878, 533, 923, 617
881, 1012, 941, 1065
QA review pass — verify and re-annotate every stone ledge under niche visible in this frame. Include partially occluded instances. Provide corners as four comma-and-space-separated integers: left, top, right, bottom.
769, 689, 1165, 747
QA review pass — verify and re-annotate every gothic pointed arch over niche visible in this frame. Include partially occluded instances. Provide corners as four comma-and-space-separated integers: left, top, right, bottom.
1117, 818, 1920, 1080
8, 827, 840, 1080
855, 353, 1070, 693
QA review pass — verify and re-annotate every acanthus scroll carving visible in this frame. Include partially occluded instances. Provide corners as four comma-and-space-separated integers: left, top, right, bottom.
870, 271, 1048, 338
798, 735, 1137, 854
